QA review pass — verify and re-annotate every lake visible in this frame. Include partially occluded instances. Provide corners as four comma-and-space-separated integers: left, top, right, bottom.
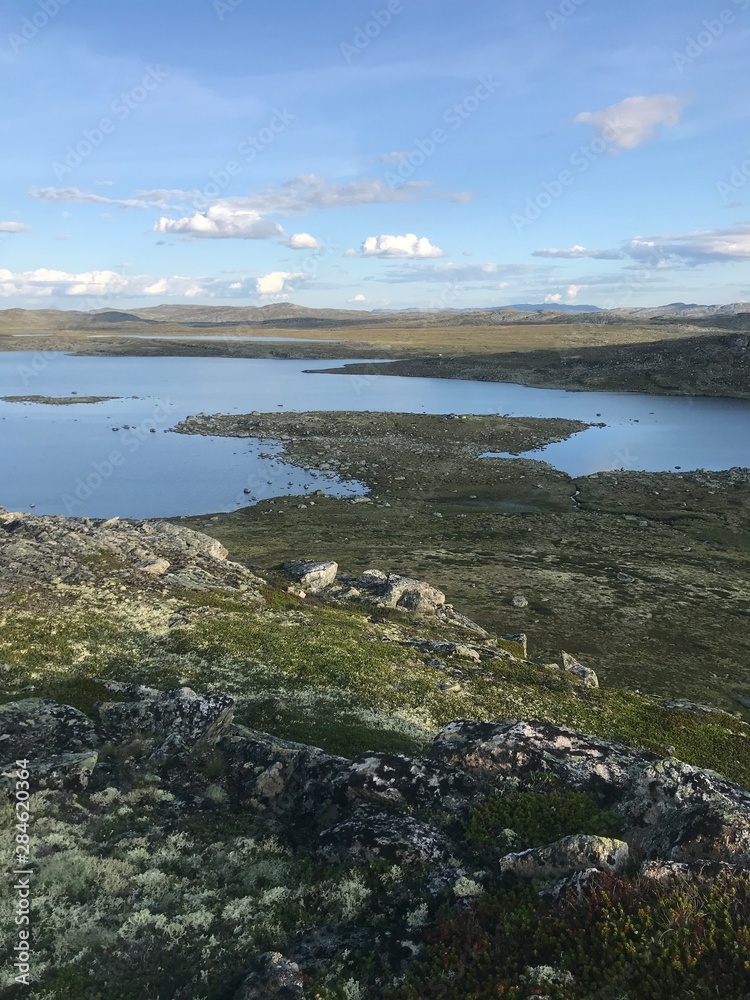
1, 351, 748, 518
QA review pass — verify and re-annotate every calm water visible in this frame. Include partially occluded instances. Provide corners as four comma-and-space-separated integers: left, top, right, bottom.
1, 351, 748, 518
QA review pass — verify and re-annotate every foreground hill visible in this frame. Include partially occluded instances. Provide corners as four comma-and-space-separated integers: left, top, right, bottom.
1, 505, 749, 997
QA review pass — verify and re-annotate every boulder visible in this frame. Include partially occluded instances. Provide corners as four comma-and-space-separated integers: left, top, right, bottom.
499, 835, 629, 880
219, 729, 349, 826
0, 698, 99, 759
234, 953, 305, 1000
283, 560, 338, 592
561, 651, 599, 689
345, 752, 482, 817
382, 574, 446, 612
622, 758, 750, 863
429, 720, 660, 803
95, 687, 235, 753
2, 750, 100, 792
318, 809, 452, 866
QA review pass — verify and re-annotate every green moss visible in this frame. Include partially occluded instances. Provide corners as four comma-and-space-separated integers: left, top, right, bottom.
465, 788, 623, 851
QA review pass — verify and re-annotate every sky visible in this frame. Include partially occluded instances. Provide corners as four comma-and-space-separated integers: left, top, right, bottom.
1, 0, 750, 311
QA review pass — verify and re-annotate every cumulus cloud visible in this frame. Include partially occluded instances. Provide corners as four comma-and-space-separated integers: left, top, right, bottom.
575, 94, 684, 150
285, 232, 322, 250
154, 204, 283, 240
545, 284, 585, 304
350, 294, 367, 302
0, 222, 30, 233
255, 271, 305, 297
360, 234, 445, 259
0, 268, 206, 299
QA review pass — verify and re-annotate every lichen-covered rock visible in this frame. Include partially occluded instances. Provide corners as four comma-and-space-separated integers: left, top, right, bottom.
381, 574, 446, 612
318, 809, 452, 866
0, 508, 258, 595
3, 750, 100, 792
639, 859, 749, 882
622, 758, 750, 863
0, 698, 100, 759
499, 835, 628, 880
95, 687, 235, 753
561, 651, 599, 689
234, 952, 305, 1000
219, 729, 349, 826
345, 752, 482, 817
429, 720, 658, 803
283, 559, 338, 592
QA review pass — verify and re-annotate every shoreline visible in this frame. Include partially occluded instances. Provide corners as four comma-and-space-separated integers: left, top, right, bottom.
1, 325, 748, 400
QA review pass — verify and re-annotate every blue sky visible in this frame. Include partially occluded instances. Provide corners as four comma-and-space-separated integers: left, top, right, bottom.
1, 0, 749, 310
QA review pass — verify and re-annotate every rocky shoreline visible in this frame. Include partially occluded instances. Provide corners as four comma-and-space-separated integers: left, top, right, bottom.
173, 410, 750, 716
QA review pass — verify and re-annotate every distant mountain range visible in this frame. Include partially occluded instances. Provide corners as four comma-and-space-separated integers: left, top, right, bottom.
0, 301, 749, 332
503, 303, 603, 313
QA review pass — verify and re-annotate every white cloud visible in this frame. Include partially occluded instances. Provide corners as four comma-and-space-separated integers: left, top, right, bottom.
350, 294, 367, 302
0, 222, 30, 233
224, 174, 456, 215
544, 293, 562, 304
533, 245, 624, 260
575, 94, 684, 150
344, 248, 357, 257
535, 224, 750, 268
380, 151, 411, 164
154, 204, 283, 240
285, 232, 322, 250
255, 271, 305, 297
30, 186, 178, 210
0, 268, 207, 300
361, 233, 445, 259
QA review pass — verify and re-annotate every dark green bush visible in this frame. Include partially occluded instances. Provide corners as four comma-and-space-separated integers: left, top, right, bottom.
465, 788, 623, 851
